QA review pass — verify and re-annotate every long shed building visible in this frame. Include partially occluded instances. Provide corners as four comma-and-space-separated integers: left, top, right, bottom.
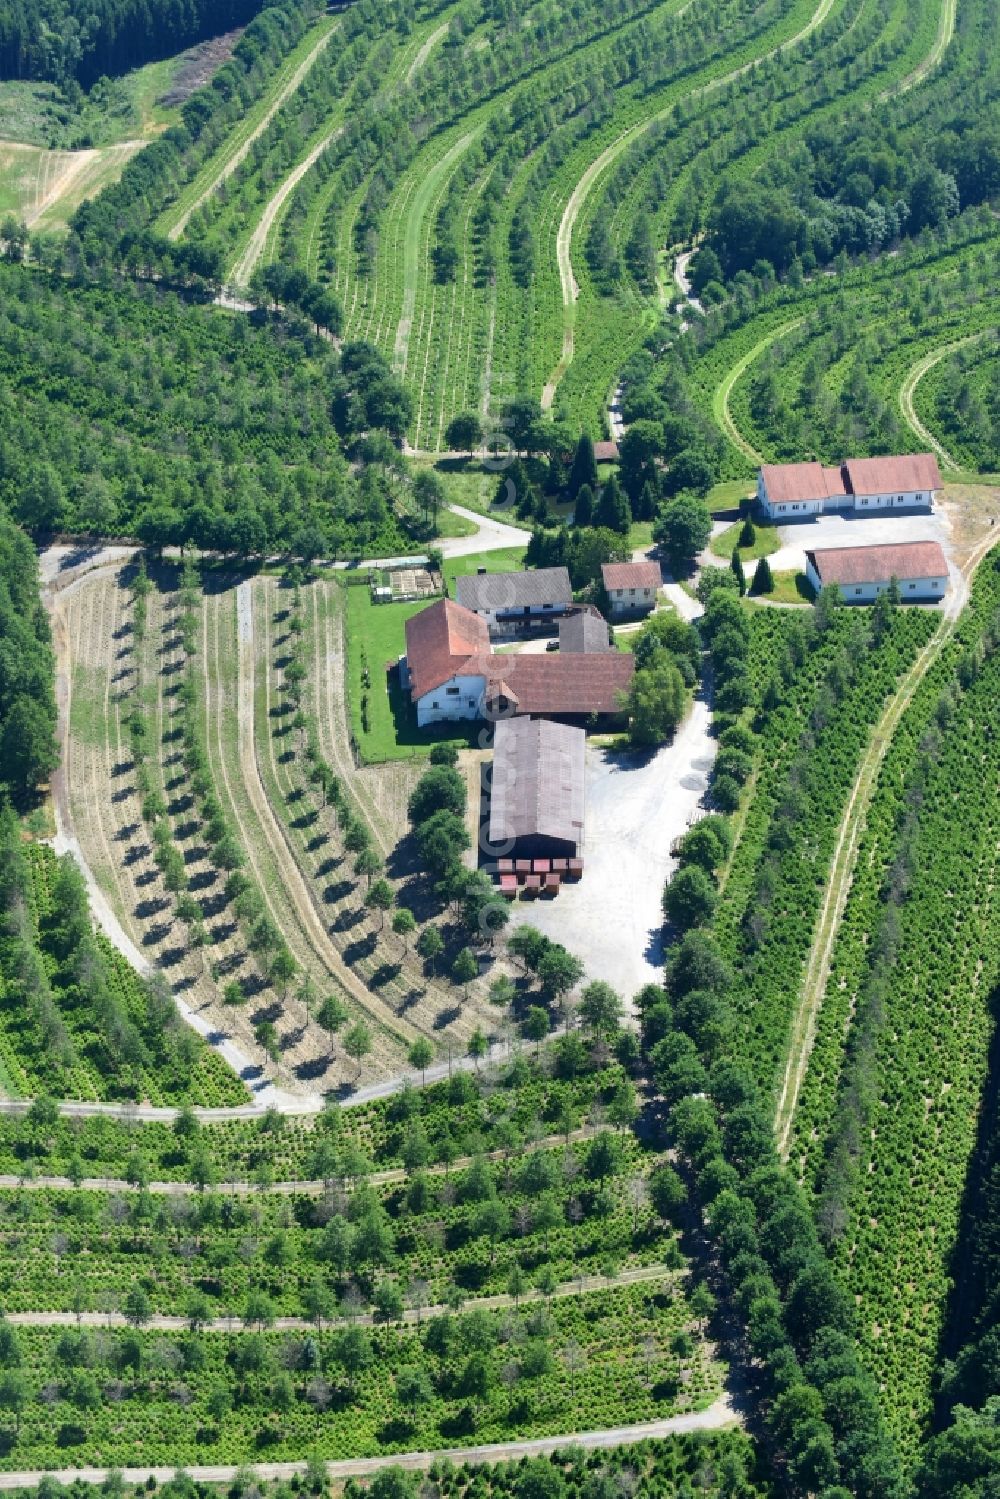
758, 452, 941, 519
488, 716, 585, 861
805, 540, 949, 602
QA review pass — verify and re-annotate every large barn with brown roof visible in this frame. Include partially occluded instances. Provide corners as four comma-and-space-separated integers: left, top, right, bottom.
805, 541, 949, 602
487, 717, 585, 861
401, 598, 633, 728
758, 452, 940, 519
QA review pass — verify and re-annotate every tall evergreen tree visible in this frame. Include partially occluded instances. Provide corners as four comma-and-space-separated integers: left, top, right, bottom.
567, 432, 598, 502
574, 483, 595, 527
596, 474, 631, 534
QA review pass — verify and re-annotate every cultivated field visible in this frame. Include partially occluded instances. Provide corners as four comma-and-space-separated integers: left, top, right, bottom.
52, 563, 498, 1101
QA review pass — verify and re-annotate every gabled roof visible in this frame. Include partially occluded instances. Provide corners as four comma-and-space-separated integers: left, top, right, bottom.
456, 567, 572, 613
486, 652, 634, 717
593, 441, 619, 463
489, 717, 585, 847
559, 609, 613, 654
602, 560, 662, 593
842, 453, 941, 496
760, 461, 833, 503
403, 597, 490, 699
806, 540, 948, 586
405, 598, 634, 716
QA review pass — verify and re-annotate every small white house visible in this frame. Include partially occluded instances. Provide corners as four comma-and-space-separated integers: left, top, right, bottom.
601, 560, 662, 618
758, 453, 941, 520
805, 541, 949, 603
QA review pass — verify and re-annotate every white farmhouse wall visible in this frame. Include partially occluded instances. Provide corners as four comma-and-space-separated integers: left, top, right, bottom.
608, 587, 657, 617
415, 673, 486, 727
761, 494, 825, 519
850, 490, 932, 513
815, 572, 949, 603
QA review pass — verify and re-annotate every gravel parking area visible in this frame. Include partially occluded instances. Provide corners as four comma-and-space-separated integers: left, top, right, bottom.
769, 506, 955, 575
505, 687, 716, 1003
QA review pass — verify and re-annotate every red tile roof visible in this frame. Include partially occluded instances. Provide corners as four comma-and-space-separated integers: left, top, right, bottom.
486, 652, 634, 716
806, 541, 948, 586
602, 560, 662, 592
842, 453, 941, 497
593, 441, 619, 462
760, 461, 833, 503
403, 598, 490, 699
761, 452, 941, 505
406, 599, 634, 717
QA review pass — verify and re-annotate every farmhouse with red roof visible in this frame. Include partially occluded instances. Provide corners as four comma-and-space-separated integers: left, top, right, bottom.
757, 452, 941, 519
400, 598, 634, 728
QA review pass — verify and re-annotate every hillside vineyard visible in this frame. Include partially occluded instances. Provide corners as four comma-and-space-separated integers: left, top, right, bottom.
0, 0, 997, 1494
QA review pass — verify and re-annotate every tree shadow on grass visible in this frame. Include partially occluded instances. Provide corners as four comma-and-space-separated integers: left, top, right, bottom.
344, 932, 378, 966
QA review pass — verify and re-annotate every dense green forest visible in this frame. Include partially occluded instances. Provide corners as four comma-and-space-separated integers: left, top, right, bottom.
0, 264, 423, 558
0, 512, 56, 805
0, 0, 271, 88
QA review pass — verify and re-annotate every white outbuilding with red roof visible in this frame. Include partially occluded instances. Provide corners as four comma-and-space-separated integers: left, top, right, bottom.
757, 452, 941, 519
805, 540, 949, 602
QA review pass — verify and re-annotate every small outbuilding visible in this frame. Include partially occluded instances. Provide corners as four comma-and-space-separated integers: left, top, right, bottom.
559, 608, 613, 653
488, 716, 585, 861
601, 560, 662, 618
805, 540, 949, 602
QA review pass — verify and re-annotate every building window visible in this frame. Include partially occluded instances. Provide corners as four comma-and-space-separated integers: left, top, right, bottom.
861, 498, 868, 506
446, 686, 460, 695
431, 701, 439, 709
792, 503, 799, 511
629, 589, 635, 597
908, 582, 916, 590
855, 588, 863, 596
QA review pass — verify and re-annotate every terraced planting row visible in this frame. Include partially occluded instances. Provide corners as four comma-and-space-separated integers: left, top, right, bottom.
557, 0, 943, 427
246, 576, 492, 1045
187, 0, 463, 279
709, 598, 937, 1093
60, 568, 263, 1098
0, 1274, 721, 1469
723, 245, 1000, 469
2, 1059, 624, 1183
0, 1130, 669, 1316
774, 549, 1000, 1462
649, 214, 1000, 476
156, 11, 336, 242
911, 329, 1000, 473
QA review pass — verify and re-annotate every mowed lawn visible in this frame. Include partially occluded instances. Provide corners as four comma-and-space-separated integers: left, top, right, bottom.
345, 547, 527, 763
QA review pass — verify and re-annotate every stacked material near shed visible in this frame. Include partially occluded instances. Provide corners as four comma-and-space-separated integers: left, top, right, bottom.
488, 716, 585, 862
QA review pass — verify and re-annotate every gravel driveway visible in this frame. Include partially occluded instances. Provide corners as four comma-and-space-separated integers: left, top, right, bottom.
506, 686, 716, 1003
768, 506, 955, 575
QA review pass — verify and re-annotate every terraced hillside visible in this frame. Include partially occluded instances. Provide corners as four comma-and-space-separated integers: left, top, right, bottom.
121, 0, 994, 458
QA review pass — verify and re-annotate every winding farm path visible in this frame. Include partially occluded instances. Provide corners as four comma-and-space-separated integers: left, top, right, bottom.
0, 1401, 738, 1491
406, 19, 450, 82
228, 125, 344, 286
712, 319, 803, 465
164, 18, 337, 241
774, 523, 1000, 1159
881, 0, 956, 99
542, 0, 838, 405
898, 334, 986, 472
